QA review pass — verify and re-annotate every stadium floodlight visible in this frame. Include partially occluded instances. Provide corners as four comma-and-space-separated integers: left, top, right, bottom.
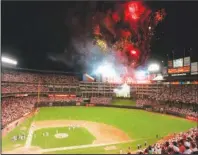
148, 63, 160, 72
1, 56, 17, 65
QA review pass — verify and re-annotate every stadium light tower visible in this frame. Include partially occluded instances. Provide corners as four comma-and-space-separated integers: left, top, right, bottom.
148, 63, 160, 72
1, 56, 17, 66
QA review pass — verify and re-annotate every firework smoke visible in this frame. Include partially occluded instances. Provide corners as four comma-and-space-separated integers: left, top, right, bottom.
48, 1, 165, 74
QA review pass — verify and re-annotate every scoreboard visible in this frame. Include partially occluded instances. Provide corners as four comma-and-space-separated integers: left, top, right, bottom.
173, 58, 183, 68
167, 57, 191, 76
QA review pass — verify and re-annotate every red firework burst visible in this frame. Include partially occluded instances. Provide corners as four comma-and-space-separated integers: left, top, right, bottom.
91, 1, 166, 68
124, 1, 146, 21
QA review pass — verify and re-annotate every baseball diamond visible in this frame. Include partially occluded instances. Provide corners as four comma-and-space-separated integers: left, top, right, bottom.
2, 106, 196, 154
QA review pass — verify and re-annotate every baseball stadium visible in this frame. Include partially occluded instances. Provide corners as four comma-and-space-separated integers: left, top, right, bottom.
1, 1, 198, 154
1, 60, 198, 154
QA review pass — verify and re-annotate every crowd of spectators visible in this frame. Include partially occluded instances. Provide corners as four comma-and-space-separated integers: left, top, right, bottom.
136, 127, 198, 154
2, 70, 79, 84
1, 70, 83, 127
149, 85, 198, 104
2, 84, 78, 94
90, 97, 112, 104
2, 96, 83, 127
135, 98, 197, 118
2, 70, 79, 95
2, 97, 36, 127
2, 84, 49, 93
165, 107, 197, 118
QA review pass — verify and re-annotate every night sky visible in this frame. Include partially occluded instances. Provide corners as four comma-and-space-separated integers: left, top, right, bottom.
2, 1, 198, 72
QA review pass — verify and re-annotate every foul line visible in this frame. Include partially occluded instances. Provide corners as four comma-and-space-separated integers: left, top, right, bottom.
40, 140, 134, 153
40, 137, 155, 153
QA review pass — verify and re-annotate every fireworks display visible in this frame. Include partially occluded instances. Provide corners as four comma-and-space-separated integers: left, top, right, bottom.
51, 1, 166, 74
92, 1, 166, 68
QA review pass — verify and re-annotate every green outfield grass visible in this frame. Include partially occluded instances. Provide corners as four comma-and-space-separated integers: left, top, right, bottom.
111, 99, 136, 106
31, 127, 95, 149
2, 106, 196, 154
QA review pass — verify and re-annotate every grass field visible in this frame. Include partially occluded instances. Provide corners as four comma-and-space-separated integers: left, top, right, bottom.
34, 107, 195, 139
32, 127, 95, 149
2, 106, 196, 154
